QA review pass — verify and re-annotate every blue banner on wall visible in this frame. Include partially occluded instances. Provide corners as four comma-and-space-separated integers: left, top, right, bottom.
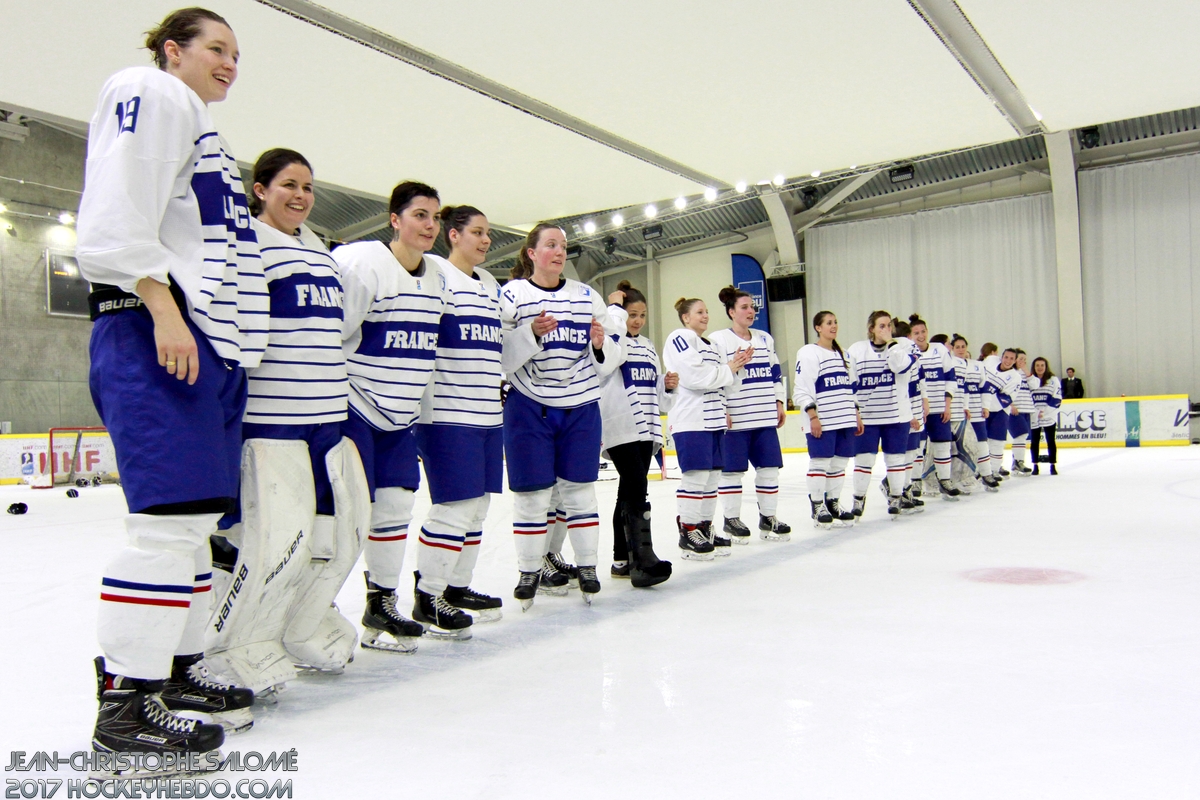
731, 253, 770, 334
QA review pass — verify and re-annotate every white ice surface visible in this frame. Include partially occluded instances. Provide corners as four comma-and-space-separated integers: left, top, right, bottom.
2, 448, 1199, 799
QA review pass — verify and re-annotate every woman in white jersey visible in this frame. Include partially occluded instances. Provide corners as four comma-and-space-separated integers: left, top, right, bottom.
938, 334, 973, 493
663, 298, 754, 558
335, 181, 450, 650
952, 334, 999, 491
1003, 349, 1035, 476
890, 318, 925, 512
76, 7, 260, 755
500, 223, 621, 609
848, 311, 919, 518
793, 311, 862, 528
980, 343, 1016, 481
910, 316, 960, 499
411, 205, 506, 633
711, 286, 791, 541
1029, 356, 1061, 475
600, 280, 675, 587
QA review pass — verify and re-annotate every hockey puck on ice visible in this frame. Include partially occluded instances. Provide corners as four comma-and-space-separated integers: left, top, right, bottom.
75, 478, 89, 487
6, 503, 27, 515
66, 489, 79, 498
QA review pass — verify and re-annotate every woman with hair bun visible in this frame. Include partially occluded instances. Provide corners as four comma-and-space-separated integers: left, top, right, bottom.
709, 286, 791, 541
954, 334, 1000, 491
909, 315, 961, 500
663, 298, 753, 559
598, 280, 675, 587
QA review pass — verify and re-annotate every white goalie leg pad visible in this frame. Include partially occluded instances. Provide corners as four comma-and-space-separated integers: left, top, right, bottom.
512, 488, 553, 572
416, 496, 480, 596
364, 487, 414, 590
556, 478, 599, 567
205, 439, 314, 694
718, 472, 744, 519
755, 467, 780, 517
282, 437, 370, 672
546, 484, 568, 554
449, 494, 489, 589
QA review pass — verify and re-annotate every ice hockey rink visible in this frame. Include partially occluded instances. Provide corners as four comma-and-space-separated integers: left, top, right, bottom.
2, 447, 1197, 799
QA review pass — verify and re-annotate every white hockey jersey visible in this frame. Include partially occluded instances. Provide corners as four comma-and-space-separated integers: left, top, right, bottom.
1001, 367, 1036, 413
663, 328, 735, 434
77, 66, 267, 367
847, 338, 918, 426
244, 220, 347, 425
499, 277, 621, 408
335, 242, 446, 431
599, 306, 674, 453
982, 355, 1019, 413
709, 328, 786, 431
948, 356, 969, 422
917, 342, 956, 413
963, 359, 988, 419
792, 343, 857, 432
418, 256, 503, 429
1029, 376, 1062, 429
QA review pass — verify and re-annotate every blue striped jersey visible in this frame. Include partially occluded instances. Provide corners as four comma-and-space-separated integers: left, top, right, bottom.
917, 342, 956, 413
847, 339, 918, 426
615, 333, 665, 443
981, 357, 1017, 411
499, 278, 618, 409
1001, 368, 1036, 412
899, 338, 925, 419
335, 242, 446, 431
948, 356, 969, 422
1029, 375, 1062, 427
76, 67, 268, 367
710, 328, 785, 431
793, 343, 857, 431
244, 221, 347, 425
663, 328, 734, 434
963, 359, 987, 417
418, 256, 503, 428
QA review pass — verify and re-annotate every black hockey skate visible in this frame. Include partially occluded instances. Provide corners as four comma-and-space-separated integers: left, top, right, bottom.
902, 485, 925, 512
759, 514, 791, 540
723, 516, 752, 544
93, 658, 223, 764
811, 498, 834, 529
825, 498, 855, 527
937, 478, 962, 501
982, 474, 1001, 492
514, 570, 541, 611
545, 551, 580, 587
444, 585, 503, 623
611, 561, 631, 578
1012, 461, 1032, 477
538, 558, 570, 597
160, 654, 254, 734
677, 517, 715, 561
887, 494, 904, 518
413, 588, 473, 640
622, 502, 672, 588
997, 467, 1011, 478
701, 521, 731, 557
361, 572, 420, 654
577, 566, 601, 604
852, 495, 866, 519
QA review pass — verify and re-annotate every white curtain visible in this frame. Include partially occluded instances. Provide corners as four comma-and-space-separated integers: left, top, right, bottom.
1079, 153, 1200, 399
808, 194, 1060, 366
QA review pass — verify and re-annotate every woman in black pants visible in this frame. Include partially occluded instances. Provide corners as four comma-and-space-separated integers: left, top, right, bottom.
599, 280, 676, 587
1029, 356, 1061, 475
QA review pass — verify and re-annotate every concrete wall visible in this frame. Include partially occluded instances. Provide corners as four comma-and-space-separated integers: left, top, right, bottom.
0, 122, 97, 433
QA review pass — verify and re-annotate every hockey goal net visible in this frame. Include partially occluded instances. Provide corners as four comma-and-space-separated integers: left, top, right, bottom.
28, 427, 120, 488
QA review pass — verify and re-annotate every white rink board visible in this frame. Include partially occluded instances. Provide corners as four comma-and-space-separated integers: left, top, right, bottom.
0, 432, 118, 485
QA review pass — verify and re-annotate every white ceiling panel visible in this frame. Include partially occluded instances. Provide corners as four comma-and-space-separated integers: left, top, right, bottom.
318, 0, 1018, 183
0, 0, 699, 226
958, 0, 1200, 131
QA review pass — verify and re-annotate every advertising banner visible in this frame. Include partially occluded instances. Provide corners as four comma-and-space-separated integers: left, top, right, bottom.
1056, 395, 1189, 447
0, 432, 118, 484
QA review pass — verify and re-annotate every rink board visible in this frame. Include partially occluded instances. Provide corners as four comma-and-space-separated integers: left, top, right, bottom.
0, 431, 118, 485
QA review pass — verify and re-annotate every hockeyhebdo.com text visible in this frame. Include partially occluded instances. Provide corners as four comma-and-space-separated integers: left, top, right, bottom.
6, 751, 297, 798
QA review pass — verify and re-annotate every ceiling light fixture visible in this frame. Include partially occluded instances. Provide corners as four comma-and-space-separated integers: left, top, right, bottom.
583, 220, 597, 235
643, 224, 663, 241
611, 213, 624, 227
704, 187, 717, 202
673, 197, 686, 211
735, 182, 747, 193
772, 175, 785, 187
644, 204, 657, 219
58, 212, 74, 225
811, 170, 821, 178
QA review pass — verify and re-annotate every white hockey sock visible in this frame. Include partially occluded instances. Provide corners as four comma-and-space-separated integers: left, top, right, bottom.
884, 452, 907, 496
756, 467, 780, 517
852, 452, 876, 498
546, 484, 568, 553
99, 513, 220, 680
904, 449, 918, 488
718, 471, 745, 519
677, 471, 708, 526
825, 457, 848, 503
915, 441, 927, 481
364, 487, 414, 590
512, 488, 553, 573
806, 457, 830, 502
175, 541, 213, 657
989, 439, 1006, 467
976, 442, 993, 477
699, 469, 721, 523
1012, 435, 1028, 466
556, 478, 600, 567
416, 497, 480, 596
932, 441, 953, 480
449, 494, 490, 589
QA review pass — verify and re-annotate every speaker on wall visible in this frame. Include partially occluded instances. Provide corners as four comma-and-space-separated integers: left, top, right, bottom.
766, 273, 805, 302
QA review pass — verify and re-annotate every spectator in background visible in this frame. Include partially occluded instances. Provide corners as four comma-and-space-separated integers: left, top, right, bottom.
1063, 368, 1084, 399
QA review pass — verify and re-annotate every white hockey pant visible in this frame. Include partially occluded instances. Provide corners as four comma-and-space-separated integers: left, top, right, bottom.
98, 513, 219, 680
364, 487, 414, 590
679, 469, 720, 525
416, 494, 488, 596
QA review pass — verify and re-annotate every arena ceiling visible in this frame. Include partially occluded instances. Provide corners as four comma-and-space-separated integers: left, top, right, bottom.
2, 0, 1199, 233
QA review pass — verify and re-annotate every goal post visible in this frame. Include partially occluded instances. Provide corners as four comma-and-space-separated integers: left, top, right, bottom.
29, 427, 120, 488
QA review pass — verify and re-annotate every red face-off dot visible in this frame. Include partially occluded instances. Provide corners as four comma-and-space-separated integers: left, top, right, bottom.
962, 567, 1086, 585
